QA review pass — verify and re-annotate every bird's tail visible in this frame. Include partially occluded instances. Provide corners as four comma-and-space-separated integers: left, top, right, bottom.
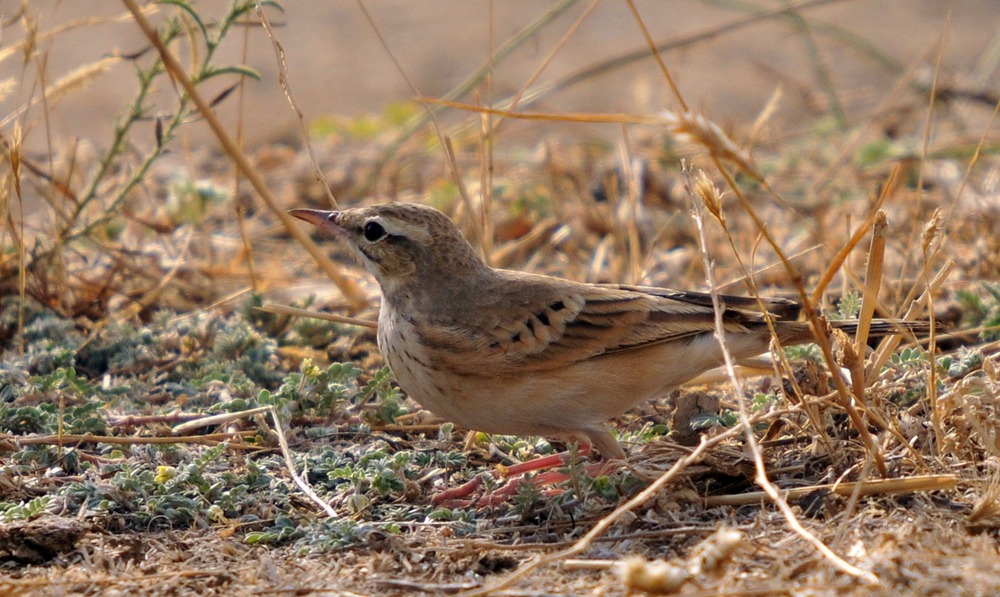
829, 319, 935, 337
776, 319, 936, 345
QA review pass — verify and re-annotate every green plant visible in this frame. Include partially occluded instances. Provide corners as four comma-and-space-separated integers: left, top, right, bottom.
7, 1, 278, 320
957, 284, 1000, 341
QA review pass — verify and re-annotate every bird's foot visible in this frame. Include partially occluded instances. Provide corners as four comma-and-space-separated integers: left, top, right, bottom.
430, 446, 621, 507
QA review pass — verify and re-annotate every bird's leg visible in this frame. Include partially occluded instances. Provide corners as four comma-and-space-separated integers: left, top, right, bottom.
502, 442, 593, 476
430, 445, 593, 505
472, 460, 620, 507
431, 431, 625, 506
493, 427, 623, 470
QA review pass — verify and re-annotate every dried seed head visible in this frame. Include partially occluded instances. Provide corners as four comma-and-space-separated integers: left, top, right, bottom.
22, 11, 38, 62
615, 555, 690, 594
922, 208, 943, 256
687, 527, 744, 576
834, 328, 860, 369
0, 78, 16, 104
47, 57, 121, 105
662, 109, 759, 181
693, 169, 725, 223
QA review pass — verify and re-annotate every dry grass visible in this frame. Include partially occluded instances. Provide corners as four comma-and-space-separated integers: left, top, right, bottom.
3, 1, 1000, 596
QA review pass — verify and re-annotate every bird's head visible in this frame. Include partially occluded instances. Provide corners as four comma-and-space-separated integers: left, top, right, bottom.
290, 203, 486, 297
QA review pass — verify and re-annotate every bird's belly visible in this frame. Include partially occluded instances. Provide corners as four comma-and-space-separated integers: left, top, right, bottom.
377, 313, 743, 436
377, 343, 663, 437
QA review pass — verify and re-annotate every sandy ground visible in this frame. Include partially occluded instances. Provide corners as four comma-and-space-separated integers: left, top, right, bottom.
7, 0, 999, 151
4, 3, 1000, 595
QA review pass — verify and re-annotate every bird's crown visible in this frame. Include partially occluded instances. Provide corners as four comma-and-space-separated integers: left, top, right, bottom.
291, 203, 486, 293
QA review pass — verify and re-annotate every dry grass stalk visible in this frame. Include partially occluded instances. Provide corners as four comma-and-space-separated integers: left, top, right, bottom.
122, 0, 366, 311
266, 405, 338, 518
700, 158, 864, 463
20, 10, 38, 62
693, 168, 724, 224
489, 0, 601, 135
855, 210, 887, 351
624, 0, 686, 112
675, 103, 897, 471
921, 208, 943, 257
685, 167, 878, 584
684, 166, 837, 460
477, 102, 494, 262
6, 124, 27, 356
354, 0, 491, 264
866, 260, 953, 385
810, 169, 897, 305
922, 208, 945, 451
255, 3, 338, 210
443, 134, 490, 261
0, 77, 17, 104
1, 49, 120, 131
259, 302, 377, 329
617, 126, 643, 282
836, 328, 868, 416
421, 96, 673, 127
0, 6, 160, 66
704, 474, 958, 507
5, 431, 260, 449
170, 406, 273, 436
750, 85, 784, 144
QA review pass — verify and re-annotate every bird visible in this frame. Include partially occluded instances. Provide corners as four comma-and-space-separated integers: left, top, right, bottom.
289, 202, 930, 462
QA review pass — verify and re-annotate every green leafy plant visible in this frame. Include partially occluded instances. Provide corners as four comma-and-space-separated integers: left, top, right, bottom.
957, 284, 1000, 341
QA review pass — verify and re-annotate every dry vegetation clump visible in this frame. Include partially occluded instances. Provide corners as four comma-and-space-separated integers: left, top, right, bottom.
2, 2, 1000, 596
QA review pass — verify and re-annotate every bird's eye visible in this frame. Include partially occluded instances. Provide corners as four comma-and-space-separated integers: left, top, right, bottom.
363, 221, 386, 242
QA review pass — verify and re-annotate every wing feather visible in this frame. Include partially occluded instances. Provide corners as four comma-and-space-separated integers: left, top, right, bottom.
417, 274, 798, 375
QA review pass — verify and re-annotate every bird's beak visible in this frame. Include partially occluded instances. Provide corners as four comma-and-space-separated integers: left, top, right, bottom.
288, 209, 342, 234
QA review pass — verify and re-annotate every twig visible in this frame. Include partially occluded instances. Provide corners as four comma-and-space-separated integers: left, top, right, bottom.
171, 406, 273, 435
4, 431, 260, 448
258, 302, 378, 329
703, 474, 958, 507
266, 404, 338, 518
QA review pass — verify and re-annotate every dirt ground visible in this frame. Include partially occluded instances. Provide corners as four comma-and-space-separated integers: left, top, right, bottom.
4, 1, 1000, 596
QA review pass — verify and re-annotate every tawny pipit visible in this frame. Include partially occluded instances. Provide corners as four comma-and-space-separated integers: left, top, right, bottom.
291, 203, 928, 461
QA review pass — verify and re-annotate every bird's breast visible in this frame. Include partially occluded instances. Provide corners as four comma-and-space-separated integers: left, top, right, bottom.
377, 304, 469, 424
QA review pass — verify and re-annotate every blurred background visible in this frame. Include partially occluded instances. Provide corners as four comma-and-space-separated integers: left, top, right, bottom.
7, 1, 999, 150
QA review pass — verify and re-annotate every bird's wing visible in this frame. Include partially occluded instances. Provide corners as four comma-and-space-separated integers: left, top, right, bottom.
417, 277, 795, 375
617, 285, 802, 320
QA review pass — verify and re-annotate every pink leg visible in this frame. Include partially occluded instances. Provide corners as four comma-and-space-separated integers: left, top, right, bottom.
430, 445, 622, 507
467, 461, 621, 507
502, 443, 592, 476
